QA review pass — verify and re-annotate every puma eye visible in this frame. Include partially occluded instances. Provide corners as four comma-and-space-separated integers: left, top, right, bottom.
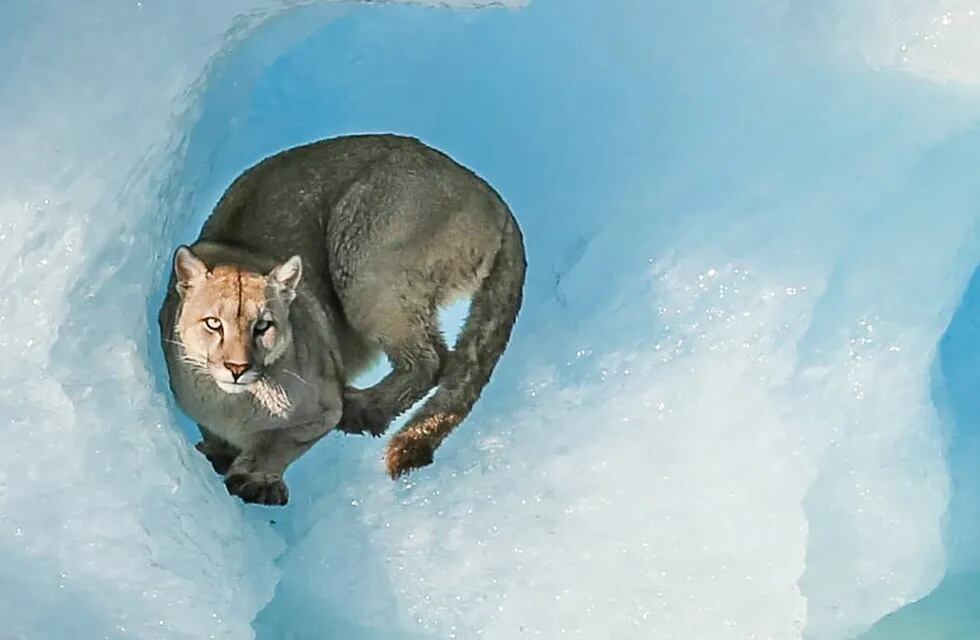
204, 317, 222, 331
254, 319, 273, 335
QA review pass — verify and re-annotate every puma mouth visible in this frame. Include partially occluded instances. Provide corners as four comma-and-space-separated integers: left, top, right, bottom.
215, 380, 253, 394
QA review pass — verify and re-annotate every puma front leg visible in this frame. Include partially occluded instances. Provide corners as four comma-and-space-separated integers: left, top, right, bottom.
224, 418, 334, 506
195, 426, 240, 475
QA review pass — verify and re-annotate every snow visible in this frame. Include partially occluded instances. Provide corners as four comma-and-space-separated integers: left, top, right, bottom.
2, 1, 980, 639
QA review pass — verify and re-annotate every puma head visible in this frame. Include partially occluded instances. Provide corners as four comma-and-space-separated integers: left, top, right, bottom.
172, 245, 302, 394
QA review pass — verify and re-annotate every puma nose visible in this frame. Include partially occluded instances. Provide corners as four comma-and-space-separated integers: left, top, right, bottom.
224, 361, 251, 381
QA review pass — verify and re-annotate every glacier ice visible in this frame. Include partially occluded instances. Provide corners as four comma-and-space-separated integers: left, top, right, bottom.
0, 1, 506, 638
3, 0, 980, 639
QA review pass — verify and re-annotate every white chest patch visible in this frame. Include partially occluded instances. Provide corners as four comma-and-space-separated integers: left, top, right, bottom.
248, 378, 293, 418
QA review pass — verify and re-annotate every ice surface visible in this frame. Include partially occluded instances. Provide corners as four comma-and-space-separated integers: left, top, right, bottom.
0, 1, 513, 639
821, 0, 980, 85
3, 1, 980, 639
858, 571, 980, 639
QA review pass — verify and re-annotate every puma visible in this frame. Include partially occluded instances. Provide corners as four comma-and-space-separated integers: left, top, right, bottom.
159, 134, 526, 505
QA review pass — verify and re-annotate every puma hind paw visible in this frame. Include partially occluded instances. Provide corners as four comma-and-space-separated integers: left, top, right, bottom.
338, 389, 391, 437
385, 432, 434, 479
224, 470, 289, 506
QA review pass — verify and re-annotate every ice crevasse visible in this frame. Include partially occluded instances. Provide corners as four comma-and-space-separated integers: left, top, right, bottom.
3, 1, 980, 639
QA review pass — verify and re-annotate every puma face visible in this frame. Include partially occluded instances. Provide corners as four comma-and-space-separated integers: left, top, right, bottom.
172, 246, 302, 394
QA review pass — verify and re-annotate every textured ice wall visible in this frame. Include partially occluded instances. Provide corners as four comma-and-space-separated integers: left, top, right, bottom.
0, 1, 519, 639
822, 0, 980, 85
859, 572, 980, 638
196, 2, 979, 639
939, 267, 980, 574
3, 1, 980, 639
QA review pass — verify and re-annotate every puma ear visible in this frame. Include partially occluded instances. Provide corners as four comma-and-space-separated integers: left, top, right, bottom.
269, 255, 302, 302
174, 246, 208, 297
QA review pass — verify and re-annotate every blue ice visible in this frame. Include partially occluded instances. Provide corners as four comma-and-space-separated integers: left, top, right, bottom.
2, 1, 980, 639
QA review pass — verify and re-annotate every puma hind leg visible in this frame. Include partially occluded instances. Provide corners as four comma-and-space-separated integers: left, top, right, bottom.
338, 298, 447, 437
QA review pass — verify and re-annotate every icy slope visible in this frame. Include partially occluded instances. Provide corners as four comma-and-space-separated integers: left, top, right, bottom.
229, 2, 978, 639
2, 1, 980, 639
0, 1, 516, 639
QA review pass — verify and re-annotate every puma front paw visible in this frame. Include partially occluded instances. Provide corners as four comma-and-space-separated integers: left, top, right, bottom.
224, 470, 289, 506
338, 389, 391, 437
385, 432, 434, 479
195, 440, 238, 476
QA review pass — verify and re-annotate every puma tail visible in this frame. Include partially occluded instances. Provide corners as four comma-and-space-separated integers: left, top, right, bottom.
385, 211, 527, 478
